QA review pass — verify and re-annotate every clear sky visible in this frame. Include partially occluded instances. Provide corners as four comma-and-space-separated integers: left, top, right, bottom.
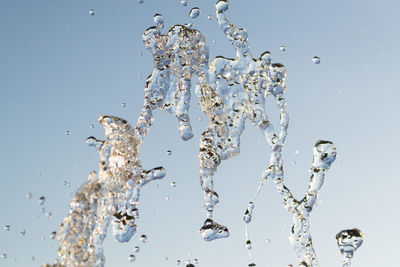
0, 0, 399, 266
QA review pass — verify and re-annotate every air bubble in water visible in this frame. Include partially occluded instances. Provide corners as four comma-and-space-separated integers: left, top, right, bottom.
26, 192, 32, 199
266, 239, 271, 244
248, 263, 256, 267
153, 14, 164, 28
90, 124, 94, 128
1, 253, 6, 259
46, 212, 52, 218
133, 246, 140, 253
166, 196, 171, 200
193, 258, 199, 264
312, 56, 321, 64
128, 254, 136, 262
139, 234, 147, 243
177, 259, 181, 265
207, 15, 212, 20
186, 263, 195, 267
4, 225, 10, 231
189, 7, 200, 19
180, 0, 188, 6
38, 196, 45, 205
89, 9, 95, 16
280, 45, 286, 52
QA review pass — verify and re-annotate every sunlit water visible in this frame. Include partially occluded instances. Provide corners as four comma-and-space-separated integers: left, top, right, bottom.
43, 1, 364, 266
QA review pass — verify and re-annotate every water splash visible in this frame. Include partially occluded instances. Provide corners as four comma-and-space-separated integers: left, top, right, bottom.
48, 0, 364, 266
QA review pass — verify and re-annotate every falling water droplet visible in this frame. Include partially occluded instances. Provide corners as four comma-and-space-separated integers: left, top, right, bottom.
193, 258, 199, 264
133, 246, 140, 253
166, 150, 172, 156
336, 228, 364, 260
46, 212, 52, 218
207, 15, 212, 20
165, 196, 171, 200
245, 239, 252, 250
248, 263, 256, 267
20, 229, 27, 237
50, 231, 56, 240
65, 130, 71, 135
90, 124, 94, 129
280, 45, 286, 52
266, 238, 271, 244
38, 196, 46, 205
121, 103, 127, 108
153, 14, 164, 28
171, 181, 176, 187
4, 225, 10, 231
89, 9, 95, 16
1, 253, 7, 259
216, 0, 229, 13
312, 56, 321, 64
26, 192, 32, 199
139, 234, 147, 243
138, 0, 144, 3
189, 7, 200, 19
138, 51, 143, 56
180, 0, 188, 6
128, 254, 136, 262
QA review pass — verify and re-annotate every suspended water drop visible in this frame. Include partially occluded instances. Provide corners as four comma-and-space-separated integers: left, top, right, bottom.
133, 246, 140, 253
266, 238, 271, 244
89, 9, 95, 16
165, 196, 171, 201
63, 181, 70, 187
312, 56, 321, 64
153, 14, 164, 28
138, 51, 143, 56
50, 231, 56, 240
20, 229, 27, 237
46, 212, 52, 218
216, 0, 229, 13
41, 236, 46, 241
245, 239, 252, 250
138, 72, 143, 77
180, 0, 188, 6
248, 263, 256, 267
85, 136, 103, 148
189, 7, 200, 19
65, 130, 71, 135
138, 0, 144, 3
26, 192, 32, 199
177, 259, 181, 265
128, 254, 136, 262
295, 150, 300, 155
121, 103, 127, 108
186, 263, 195, 267
280, 45, 286, 52
4, 225, 10, 231
0, 253, 6, 259
193, 258, 199, 264
207, 15, 212, 20
139, 234, 147, 243
90, 124, 94, 129
171, 181, 176, 187
336, 228, 364, 261
166, 150, 172, 156
38, 196, 46, 205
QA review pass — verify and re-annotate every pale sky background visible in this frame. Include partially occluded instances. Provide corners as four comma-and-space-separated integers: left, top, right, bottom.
0, 0, 399, 266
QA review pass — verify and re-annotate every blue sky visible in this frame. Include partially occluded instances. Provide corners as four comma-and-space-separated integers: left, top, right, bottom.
0, 0, 399, 266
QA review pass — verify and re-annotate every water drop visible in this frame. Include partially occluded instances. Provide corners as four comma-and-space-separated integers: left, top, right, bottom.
312, 56, 321, 64
186, 263, 195, 267
266, 238, 271, 244
138, 51, 143, 56
1, 253, 6, 259
138, 72, 143, 77
295, 150, 300, 155
65, 130, 71, 135
50, 231, 56, 240
90, 124, 94, 129
138, 0, 143, 3
245, 239, 252, 250
4, 225, 10, 231
216, 0, 229, 13
165, 196, 171, 201
139, 234, 147, 243
153, 13, 164, 28
166, 150, 172, 156
38, 196, 46, 205
20, 229, 27, 237
128, 254, 136, 262
89, 9, 95, 16
26, 192, 32, 199
46, 212, 52, 218
171, 181, 176, 187
41, 208, 45, 213
63, 181, 70, 187
133, 246, 140, 253
189, 7, 200, 19
180, 0, 188, 6
121, 103, 127, 108
207, 15, 212, 20
280, 45, 286, 52
336, 228, 364, 259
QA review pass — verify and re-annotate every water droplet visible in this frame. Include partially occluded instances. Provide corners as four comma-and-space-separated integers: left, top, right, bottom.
171, 181, 176, 187
50, 231, 56, 240
139, 234, 147, 243
266, 238, 271, 244
20, 229, 27, 237
138, 51, 143, 56
248, 263, 256, 267
153, 13, 164, 28
189, 7, 200, 19
89, 9, 95, 16
295, 150, 300, 155
90, 124, 94, 129
280, 45, 286, 52
4, 225, 10, 231
216, 0, 229, 13
41, 208, 45, 213
128, 254, 136, 262
207, 15, 212, 20
138, 72, 143, 77
1, 253, 7, 259
46, 212, 52, 218
26, 192, 32, 199
165, 196, 171, 200
63, 181, 70, 187
245, 239, 252, 249
166, 150, 172, 156
85, 136, 103, 148
121, 102, 127, 108
177, 259, 181, 265
133, 246, 140, 253
312, 56, 321, 64
138, 0, 143, 3
180, 0, 188, 6
38, 196, 46, 205
65, 130, 71, 135
336, 228, 364, 258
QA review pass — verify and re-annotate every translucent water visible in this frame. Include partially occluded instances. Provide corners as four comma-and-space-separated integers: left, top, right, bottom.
336, 229, 364, 267
47, 1, 364, 266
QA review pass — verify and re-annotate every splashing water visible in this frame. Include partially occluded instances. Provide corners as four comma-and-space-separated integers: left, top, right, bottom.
47, 0, 364, 266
